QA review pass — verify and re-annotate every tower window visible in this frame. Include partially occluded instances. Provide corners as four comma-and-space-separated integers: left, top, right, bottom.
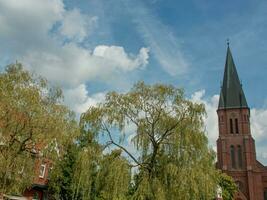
237, 145, 242, 168
235, 118, 239, 134
230, 145, 236, 169
230, 119, 233, 134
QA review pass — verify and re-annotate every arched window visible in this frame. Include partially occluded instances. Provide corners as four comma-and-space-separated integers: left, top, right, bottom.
237, 145, 242, 168
230, 119, 234, 134
235, 118, 239, 134
230, 145, 236, 169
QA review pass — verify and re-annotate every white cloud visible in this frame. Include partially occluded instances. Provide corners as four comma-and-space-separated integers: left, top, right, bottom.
64, 84, 105, 114
93, 45, 149, 71
250, 108, 267, 140
0, 0, 64, 56
59, 8, 98, 42
190, 90, 219, 149
0, 0, 149, 87
0, 0, 150, 113
0, 0, 64, 34
191, 90, 267, 165
20, 42, 149, 87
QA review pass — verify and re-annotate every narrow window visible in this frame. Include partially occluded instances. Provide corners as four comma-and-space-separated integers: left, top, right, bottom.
39, 164, 46, 178
243, 115, 246, 122
230, 145, 236, 169
230, 119, 233, 134
237, 145, 242, 168
235, 118, 239, 134
264, 190, 267, 200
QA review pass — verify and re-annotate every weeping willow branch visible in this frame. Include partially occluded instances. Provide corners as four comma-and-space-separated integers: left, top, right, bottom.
102, 123, 142, 168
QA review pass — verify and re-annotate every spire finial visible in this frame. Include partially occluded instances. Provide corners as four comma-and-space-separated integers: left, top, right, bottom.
227, 38, 230, 47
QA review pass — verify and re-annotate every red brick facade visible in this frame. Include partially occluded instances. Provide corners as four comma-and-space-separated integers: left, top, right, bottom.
216, 47, 267, 200
23, 158, 51, 200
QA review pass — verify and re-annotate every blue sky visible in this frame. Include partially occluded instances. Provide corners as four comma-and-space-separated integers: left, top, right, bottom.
0, 0, 267, 164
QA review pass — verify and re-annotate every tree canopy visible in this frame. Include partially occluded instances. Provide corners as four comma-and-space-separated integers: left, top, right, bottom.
80, 81, 220, 199
0, 63, 78, 194
0, 65, 236, 199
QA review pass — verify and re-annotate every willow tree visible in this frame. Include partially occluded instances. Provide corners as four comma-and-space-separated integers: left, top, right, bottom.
0, 63, 78, 195
81, 81, 219, 199
94, 149, 131, 200
48, 139, 131, 200
48, 120, 131, 200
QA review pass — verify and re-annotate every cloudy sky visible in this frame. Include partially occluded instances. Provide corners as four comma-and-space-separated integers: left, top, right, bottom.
1, 0, 267, 164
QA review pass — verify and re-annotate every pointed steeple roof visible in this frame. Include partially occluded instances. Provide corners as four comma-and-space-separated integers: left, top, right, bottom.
218, 45, 248, 109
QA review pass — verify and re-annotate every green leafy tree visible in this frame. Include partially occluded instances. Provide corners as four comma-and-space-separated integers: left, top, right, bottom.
0, 63, 78, 195
49, 125, 131, 200
218, 173, 237, 200
95, 149, 131, 200
47, 119, 101, 200
48, 143, 79, 200
81, 81, 219, 200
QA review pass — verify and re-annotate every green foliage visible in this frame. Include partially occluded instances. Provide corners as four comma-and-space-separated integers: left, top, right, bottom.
95, 149, 131, 200
1, 67, 221, 200
81, 81, 219, 200
218, 173, 238, 200
0, 63, 78, 195
48, 142, 131, 200
70, 142, 101, 200
48, 143, 79, 200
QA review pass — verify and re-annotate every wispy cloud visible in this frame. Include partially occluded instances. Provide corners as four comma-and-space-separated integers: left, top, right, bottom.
123, 0, 190, 76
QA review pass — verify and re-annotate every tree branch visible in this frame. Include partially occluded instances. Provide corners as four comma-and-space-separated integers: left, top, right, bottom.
157, 114, 186, 144
102, 123, 142, 167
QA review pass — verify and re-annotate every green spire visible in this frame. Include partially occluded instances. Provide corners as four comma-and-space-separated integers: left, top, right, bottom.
218, 46, 248, 109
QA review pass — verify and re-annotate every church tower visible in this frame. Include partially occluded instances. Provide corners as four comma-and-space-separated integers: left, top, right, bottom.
216, 44, 267, 200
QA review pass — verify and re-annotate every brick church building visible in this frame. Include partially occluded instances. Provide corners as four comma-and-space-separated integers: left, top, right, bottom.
216, 45, 267, 200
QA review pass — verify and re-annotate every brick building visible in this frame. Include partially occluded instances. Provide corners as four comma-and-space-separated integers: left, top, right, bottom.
23, 158, 50, 200
1, 158, 50, 200
22, 143, 51, 200
216, 45, 267, 200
